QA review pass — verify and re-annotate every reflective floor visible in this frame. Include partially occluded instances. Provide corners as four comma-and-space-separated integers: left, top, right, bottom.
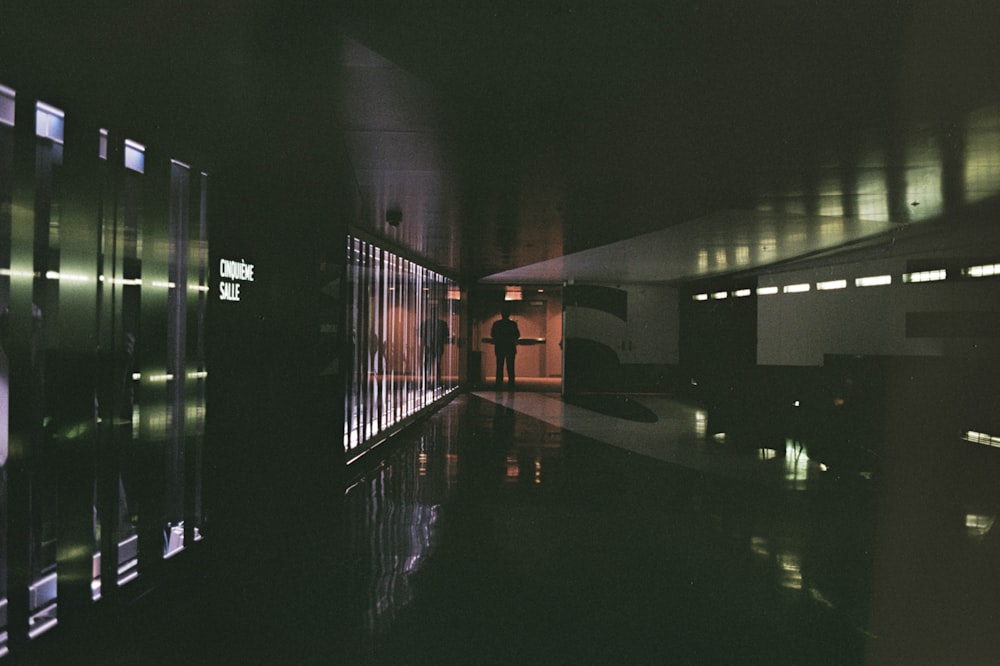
339, 393, 877, 664
24, 387, 1000, 664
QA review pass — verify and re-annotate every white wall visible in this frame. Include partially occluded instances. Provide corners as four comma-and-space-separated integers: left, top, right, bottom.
564, 284, 679, 365
758, 257, 1000, 366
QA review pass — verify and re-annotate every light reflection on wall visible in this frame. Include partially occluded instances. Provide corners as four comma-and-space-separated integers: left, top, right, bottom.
964, 107, 1000, 203
744, 105, 1000, 246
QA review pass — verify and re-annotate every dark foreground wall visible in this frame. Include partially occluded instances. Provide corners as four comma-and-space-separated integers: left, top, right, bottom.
0, 4, 354, 655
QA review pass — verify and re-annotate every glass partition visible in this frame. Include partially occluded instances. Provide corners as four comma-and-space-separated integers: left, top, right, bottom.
0, 83, 13, 658
0, 84, 209, 652
26, 100, 65, 639
345, 236, 460, 459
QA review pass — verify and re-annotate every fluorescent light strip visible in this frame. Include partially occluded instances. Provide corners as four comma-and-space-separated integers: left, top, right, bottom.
904, 269, 947, 283
146, 374, 175, 383
693, 293, 709, 301
965, 263, 1000, 278
733, 288, 752, 298
757, 286, 779, 296
150, 280, 176, 289
964, 430, 1000, 448
816, 279, 847, 291
711, 291, 728, 300
855, 275, 892, 287
783, 283, 811, 293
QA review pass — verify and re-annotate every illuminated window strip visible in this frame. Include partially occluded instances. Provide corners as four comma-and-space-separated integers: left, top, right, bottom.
757, 286, 779, 296
855, 275, 892, 287
964, 263, 1000, 278
963, 430, 1000, 449
783, 283, 810, 294
816, 279, 847, 291
733, 288, 752, 298
692, 293, 709, 301
711, 291, 728, 300
903, 269, 947, 283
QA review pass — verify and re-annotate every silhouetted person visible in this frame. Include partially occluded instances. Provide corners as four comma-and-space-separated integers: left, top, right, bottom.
420, 316, 449, 387
491, 308, 520, 389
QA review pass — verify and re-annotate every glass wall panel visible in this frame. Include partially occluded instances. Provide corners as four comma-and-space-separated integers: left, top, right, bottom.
344, 236, 460, 460
25, 100, 66, 639
164, 160, 189, 558
0, 83, 209, 656
115, 139, 144, 588
185, 173, 208, 546
0, 83, 13, 659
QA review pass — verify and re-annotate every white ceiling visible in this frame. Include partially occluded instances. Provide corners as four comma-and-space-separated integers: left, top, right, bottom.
480, 209, 900, 285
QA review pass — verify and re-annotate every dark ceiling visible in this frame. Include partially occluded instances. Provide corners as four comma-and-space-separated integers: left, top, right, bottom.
3, 1, 999, 282
343, 0, 1000, 281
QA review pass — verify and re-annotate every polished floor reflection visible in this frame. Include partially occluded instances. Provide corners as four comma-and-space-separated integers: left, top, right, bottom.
343, 390, 1000, 664
344, 393, 879, 664
25, 389, 1000, 664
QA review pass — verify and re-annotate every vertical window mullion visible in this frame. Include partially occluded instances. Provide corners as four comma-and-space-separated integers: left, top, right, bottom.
401, 259, 409, 417
394, 255, 402, 423
364, 242, 374, 443
374, 245, 383, 434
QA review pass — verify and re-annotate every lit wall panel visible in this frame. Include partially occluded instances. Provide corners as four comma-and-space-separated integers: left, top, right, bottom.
345, 236, 460, 460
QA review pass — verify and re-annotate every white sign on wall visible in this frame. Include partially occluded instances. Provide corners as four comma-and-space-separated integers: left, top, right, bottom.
218, 258, 255, 302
